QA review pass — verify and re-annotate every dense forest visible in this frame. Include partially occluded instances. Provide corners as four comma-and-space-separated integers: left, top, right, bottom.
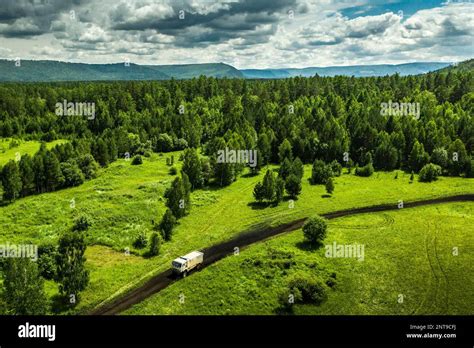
0, 66, 473, 203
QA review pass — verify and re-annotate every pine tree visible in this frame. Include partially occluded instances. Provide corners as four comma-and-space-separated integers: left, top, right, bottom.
262, 169, 276, 201
149, 232, 162, 256
1, 160, 22, 201
182, 148, 203, 189
275, 176, 285, 203
285, 174, 302, 198
159, 209, 176, 241
253, 182, 265, 202
43, 151, 64, 191
19, 154, 35, 196
278, 139, 293, 163
325, 177, 334, 195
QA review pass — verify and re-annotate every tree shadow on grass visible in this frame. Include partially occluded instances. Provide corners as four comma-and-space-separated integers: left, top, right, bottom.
247, 201, 274, 210
295, 240, 324, 252
321, 194, 331, 198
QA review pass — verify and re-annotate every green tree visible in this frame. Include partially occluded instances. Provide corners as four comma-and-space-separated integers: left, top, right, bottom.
2, 258, 48, 315
149, 232, 162, 256
311, 160, 332, 184
55, 231, 89, 304
61, 160, 85, 187
278, 139, 293, 163
275, 177, 285, 203
159, 209, 176, 241
285, 174, 302, 198
1, 160, 22, 201
419, 163, 442, 182
325, 177, 334, 195
292, 157, 304, 179
253, 182, 265, 202
182, 148, 203, 189
409, 140, 429, 172
77, 154, 99, 180
165, 176, 190, 218
43, 151, 64, 191
262, 169, 276, 201
447, 139, 469, 176
431, 147, 448, 169
278, 158, 292, 180
19, 154, 35, 196
303, 216, 327, 245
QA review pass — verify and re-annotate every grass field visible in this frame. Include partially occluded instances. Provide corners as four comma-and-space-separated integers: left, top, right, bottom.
124, 202, 474, 315
0, 138, 67, 166
0, 149, 472, 313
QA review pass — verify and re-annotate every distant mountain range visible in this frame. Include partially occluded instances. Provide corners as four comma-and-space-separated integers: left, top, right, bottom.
0, 59, 460, 82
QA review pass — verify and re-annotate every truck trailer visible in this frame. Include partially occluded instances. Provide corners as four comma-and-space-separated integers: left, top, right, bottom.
172, 251, 204, 277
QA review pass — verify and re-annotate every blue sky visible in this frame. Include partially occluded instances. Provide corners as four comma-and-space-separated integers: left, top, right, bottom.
0, 0, 473, 68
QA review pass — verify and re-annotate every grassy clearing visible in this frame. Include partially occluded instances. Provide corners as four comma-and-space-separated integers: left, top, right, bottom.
0, 150, 472, 312
0, 138, 67, 166
124, 202, 474, 315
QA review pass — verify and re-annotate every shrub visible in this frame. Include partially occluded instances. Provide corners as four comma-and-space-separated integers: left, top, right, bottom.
133, 232, 148, 249
419, 163, 442, 182
285, 174, 302, 198
253, 182, 265, 202
131, 155, 143, 165
37, 243, 58, 280
287, 277, 327, 305
311, 160, 332, 184
329, 160, 342, 177
303, 215, 327, 245
355, 163, 374, 177
159, 209, 176, 241
325, 177, 334, 195
169, 166, 178, 175
72, 214, 92, 232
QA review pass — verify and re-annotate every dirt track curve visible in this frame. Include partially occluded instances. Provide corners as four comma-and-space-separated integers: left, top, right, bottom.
90, 194, 474, 315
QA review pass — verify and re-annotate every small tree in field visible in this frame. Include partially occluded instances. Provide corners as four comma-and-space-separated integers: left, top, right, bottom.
303, 216, 327, 245
253, 182, 265, 202
149, 232, 162, 256
159, 209, 176, 241
325, 177, 334, 195
285, 174, 301, 198
275, 177, 285, 203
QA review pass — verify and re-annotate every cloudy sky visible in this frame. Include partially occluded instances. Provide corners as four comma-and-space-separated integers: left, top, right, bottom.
0, 0, 473, 68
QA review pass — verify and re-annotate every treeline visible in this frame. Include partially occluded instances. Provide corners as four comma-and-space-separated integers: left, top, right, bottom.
0, 68, 472, 201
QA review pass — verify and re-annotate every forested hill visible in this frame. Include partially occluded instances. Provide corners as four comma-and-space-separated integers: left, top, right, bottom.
0, 59, 455, 82
241, 62, 452, 78
0, 60, 243, 82
437, 59, 474, 73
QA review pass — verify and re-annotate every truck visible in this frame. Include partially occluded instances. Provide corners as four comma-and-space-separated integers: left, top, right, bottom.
171, 251, 204, 277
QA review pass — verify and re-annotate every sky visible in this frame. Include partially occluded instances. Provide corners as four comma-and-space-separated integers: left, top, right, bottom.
0, 0, 473, 69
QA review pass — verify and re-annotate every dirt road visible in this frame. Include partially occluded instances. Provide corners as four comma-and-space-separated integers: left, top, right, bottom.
90, 194, 473, 315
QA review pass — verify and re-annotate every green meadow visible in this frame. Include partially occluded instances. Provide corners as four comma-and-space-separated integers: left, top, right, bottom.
124, 202, 474, 315
0, 150, 472, 313
0, 138, 67, 166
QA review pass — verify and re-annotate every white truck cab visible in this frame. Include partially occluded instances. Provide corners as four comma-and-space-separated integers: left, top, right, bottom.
172, 251, 204, 277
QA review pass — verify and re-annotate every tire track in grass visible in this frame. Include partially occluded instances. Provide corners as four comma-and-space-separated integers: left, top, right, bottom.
433, 219, 449, 313
90, 194, 474, 315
